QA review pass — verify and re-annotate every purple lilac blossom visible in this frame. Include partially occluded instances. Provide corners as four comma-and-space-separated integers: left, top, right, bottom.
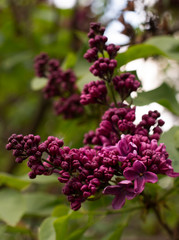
34, 52, 49, 77
123, 160, 158, 193
34, 53, 83, 119
6, 22, 179, 212
53, 94, 84, 119
80, 80, 107, 105
103, 180, 136, 209
89, 58, 117, 81
113, 73, 140, 101
6, 132, 179, 210
84, 106, 136, 147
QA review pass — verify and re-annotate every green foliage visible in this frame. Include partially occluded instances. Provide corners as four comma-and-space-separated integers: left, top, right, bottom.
31, 77, 48, 91
54, 215, 70, 240
116, 36, 179, 69
0, 172, 30, 190
116, 44, 166, 68
38, 208, 95, 240
0, 189, 26, 226
62, 52, 77, 70
133, 83, 179, 115
52, 205, 70, 217
106, 216, 129, 240
23, 192, 60, 216
146, 36, 179, 62
39, 217, 56, 240
160, 126, 179, 171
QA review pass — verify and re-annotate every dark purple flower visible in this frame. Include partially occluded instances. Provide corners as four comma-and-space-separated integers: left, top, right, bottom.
34, 53, 49, 77
123, 160, 158, 193
106, 44, 120, 59
103, 180, 136, 209
84, 47, 98, 62
83, 106, 136, 147
112, 73, 140, 101
89, 58, 117, 81
80, 80, 107, 105
54, 94, 84, 119
135, 110, 164, 141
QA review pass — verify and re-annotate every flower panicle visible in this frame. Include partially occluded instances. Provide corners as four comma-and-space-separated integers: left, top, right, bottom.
6, 22, 179, 211
34, 53, 83, 119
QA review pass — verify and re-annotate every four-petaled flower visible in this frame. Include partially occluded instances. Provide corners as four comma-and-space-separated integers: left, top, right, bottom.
103, 180, 136, 209
123, 160, 158, 193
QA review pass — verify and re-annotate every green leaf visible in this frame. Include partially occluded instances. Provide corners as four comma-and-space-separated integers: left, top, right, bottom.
1, 51, 32, 70
20, 174, 58, 184
116, 36, 179, 68
24, 192, 59, 216
133, 83, 179, 115
62, 52, 77, 70
39, 217, 56, 240
107, 217, 129, 240
67, 227, 88, 240
67, 212, 94, 240
52, 204, 70, 217
57, 117, 96, 148
160, 126, 179, 172
0, 224, 6, 237
116, 44, 166, 68
53, 215, 69, 240
33, 8, 57, 22
146, 36, 179, 61
31, 77, 48, 91
174, 130, 179, 149
74, 30, 88, 44
6, 225, 31, 235
69, 210, 85, 219
75, 60, 93, 91
0, 189, 26, 226
0, 172, 30, 190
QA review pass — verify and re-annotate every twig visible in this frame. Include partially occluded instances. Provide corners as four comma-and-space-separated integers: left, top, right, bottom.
153, 205, 174, 239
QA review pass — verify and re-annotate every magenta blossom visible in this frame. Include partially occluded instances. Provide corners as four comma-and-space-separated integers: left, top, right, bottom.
123, 160, 158, 193
103, 180, 136, 209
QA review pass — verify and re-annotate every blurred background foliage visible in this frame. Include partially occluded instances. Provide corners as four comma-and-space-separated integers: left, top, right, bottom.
0, 0, 179, 239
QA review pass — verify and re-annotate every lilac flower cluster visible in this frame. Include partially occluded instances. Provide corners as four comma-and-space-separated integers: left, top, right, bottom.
80, 80, 107, 105
34, 53, 49, 77
6, 22, 179, 212
6, 134, 120, 210
84, 23, 119, 81
81, 23, 140, 108
103, 134, 179, 209
89, 57, 117, 81
54, 94, 84, 119
6, 132, 179, 210
84, 105, 136, 146
113, 73, 141, 101
34, 53, 83, 118
84, 23, 119, 62
136, 110, 165, 141
43, 68, 77, 99
84, 106, 163, 147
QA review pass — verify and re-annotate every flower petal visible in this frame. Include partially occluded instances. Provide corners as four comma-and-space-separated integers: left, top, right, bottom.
118, 156, 126, 162
118, 180, 132, 186
144, 171, 158, 183
112, 193, 126, 209
126, 191, 136, 200
165, 169, 179, 177
133, 160, 146, 173
123, 168, 138, 180
117, 138, 129, 156
103, 185, 121, 195
134, 176, 145, 193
